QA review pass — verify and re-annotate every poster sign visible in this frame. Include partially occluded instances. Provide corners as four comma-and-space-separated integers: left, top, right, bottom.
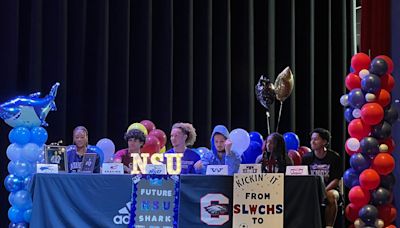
233, 173, 284, 228
129, 175, 179, 228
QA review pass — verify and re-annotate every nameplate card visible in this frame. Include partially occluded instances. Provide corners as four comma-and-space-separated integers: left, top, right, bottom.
206, 165, 228, 175
101, 163, 124, 174
285, 165, 309, 175
238, 164, 262, 174
145, 164, 167, 175
37, 164, 59, 173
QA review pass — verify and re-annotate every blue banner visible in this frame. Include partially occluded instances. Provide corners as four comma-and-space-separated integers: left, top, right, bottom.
129, 175, 180, 228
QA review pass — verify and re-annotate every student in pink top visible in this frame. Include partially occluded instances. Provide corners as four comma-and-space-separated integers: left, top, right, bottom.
114, 129, 146, 173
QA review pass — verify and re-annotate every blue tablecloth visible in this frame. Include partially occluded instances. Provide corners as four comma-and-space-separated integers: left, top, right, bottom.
29, 174, 325, 228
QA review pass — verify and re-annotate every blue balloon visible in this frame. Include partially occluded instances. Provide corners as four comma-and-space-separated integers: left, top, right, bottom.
10, 190, 32, 210
4, 174, 24, 192
283, 132, 300, 150
23, 176, 32, 190
348, 89, 365, 109
196, 147, 209, 158
87, 145, 104, 165
9, 222, 29, 228
23, 209, 32, 222
6, 144, 23, 162
30, 127, 48, 145
242, 141, 262, 164
343, 168, 360, 188
370, 57, 388, 76
359, 204, 378, 225
8, 207, 24, 223
8, 162, 16, 174
8, 127, 31, 144
8, 192, 15, 205
21, 143, 42, 163
350, 153, 371, 173
0, 82, 60, 128
360, 137, 379, 158
249, 132, 263, 145
344, 107, 355, 122
361, 74, 381, 93
13, 161, 33, 178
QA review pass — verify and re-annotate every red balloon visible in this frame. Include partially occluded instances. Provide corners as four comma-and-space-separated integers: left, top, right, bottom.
376, 55, 394, 74
297, 146, 311, 157
345, 73, 361, 90
348, 119, 371, 140
385, 225, 396, 228
287, 150, 302, 165
381, 74, 395, 92
345, 203, 362, 222
148, 129, 167, 148
361, 103, 384, 125
359, 168, 380, 190
378, 204, 397, 226
351, 53, 371, 73
372, 153, 395, 175
380, 137, 395, 154
376, 89, 391, 107
141, 135, 160, 156
140, 120, 156, 134
348, 186, 371, 208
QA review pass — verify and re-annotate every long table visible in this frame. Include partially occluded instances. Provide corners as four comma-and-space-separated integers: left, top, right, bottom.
29, 174, 325, 228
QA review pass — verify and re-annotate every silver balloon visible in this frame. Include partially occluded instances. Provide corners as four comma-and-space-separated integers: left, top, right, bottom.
274, 67, 294, 102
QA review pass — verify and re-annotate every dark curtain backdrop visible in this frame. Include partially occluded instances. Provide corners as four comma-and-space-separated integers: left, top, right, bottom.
0, 0, 351, 225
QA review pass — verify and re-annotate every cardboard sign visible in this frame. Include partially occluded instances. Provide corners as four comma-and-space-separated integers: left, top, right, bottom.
206, 165, 228, 175
36, 164, 59, 173
285, 165, 309, 176
101, 163, 124, 174
238, 164, 262, 174
233, 173, 284, 228
145, 164, 167, 175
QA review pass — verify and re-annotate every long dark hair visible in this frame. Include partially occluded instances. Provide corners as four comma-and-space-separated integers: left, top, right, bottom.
264, 132, 292, 169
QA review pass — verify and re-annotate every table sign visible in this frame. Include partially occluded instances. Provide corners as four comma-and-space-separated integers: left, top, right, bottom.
238, 164, 262, 174
102, 163, 124, 174
206, 165, 228, 175
36, 164, 58, 173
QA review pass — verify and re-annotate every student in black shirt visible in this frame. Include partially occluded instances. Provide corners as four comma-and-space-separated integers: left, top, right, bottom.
302, 128, 342, 228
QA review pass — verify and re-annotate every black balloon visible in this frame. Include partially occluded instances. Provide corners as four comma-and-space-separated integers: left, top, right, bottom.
370, 57, 388, 76
372, 121, 392, 139
360, 137, 379, 157
255, 75, 275, 111
380, 173, 396, 190
372, 187, 392, 205
359, 204, 378, 225
384, 105, 399, 124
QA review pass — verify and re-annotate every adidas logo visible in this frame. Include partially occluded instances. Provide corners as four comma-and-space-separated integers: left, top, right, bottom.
113, 201, 132, 225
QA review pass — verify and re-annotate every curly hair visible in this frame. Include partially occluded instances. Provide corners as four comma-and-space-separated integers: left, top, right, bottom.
124, 129, 146, 144
172, 122, 197, 146
311, 128, 331, 146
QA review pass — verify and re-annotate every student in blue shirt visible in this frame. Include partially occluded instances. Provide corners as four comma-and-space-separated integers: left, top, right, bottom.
194, 125, 242, 175
165, 122, 200, 174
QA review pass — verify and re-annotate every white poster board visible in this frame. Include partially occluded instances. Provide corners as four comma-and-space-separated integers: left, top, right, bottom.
233, 173, 284, 228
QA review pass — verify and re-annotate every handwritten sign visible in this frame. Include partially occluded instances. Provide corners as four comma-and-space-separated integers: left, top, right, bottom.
233, 173, 284, 228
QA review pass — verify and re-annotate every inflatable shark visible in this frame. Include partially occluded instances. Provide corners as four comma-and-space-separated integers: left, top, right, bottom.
0, 82, 60, 128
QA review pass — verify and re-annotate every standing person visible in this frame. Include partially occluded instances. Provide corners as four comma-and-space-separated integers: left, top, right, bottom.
114, 129, 146, 173
302, 128, 342, 228
166, 122, 200, 174
255, 132, 293, 173
194, 125, 242, 175
67, 126, 100, 173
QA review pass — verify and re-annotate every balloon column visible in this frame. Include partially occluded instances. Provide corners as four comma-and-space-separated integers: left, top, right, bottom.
342, 54, 398, 227
1, 83, 59, 227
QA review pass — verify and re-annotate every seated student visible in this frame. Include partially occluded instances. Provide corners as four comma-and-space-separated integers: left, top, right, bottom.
165, 122, 200, 174
302, 128, 342, 228
114, 129, 146, 173
194, 125, 242, 175
67, 126, 100, 173
255, 132, 293, 173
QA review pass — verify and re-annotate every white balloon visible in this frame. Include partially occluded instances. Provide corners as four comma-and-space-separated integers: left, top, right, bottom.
229, 129, 250, 156
365, 93, 376, 102
354, 218, 365, 228
375, 219, 384, 228
340, 94, 349, 106
352, 108, 361, 118
346, 138, 360, 151
379, 144, 389, 152
96, 138, 116, 163
359, 69, 370, 79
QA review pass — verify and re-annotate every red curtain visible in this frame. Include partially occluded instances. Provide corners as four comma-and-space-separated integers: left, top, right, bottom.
361, 0, 391, 57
